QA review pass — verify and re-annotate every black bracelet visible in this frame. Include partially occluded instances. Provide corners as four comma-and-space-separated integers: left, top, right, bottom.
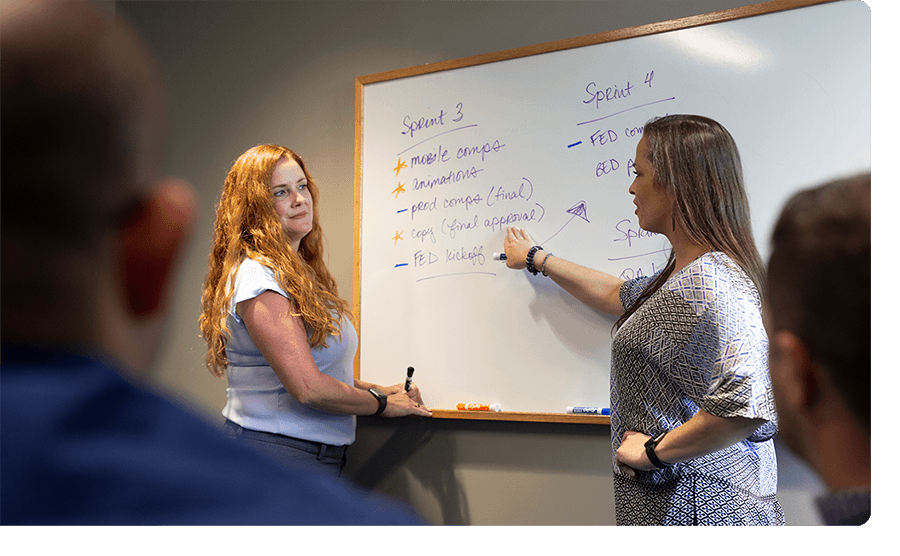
526, 245, 543, 275
368, 388, 387, 416
644, 431, 673, 469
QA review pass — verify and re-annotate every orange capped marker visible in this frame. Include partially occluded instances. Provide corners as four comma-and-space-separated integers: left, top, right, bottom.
456, 403, 501, 412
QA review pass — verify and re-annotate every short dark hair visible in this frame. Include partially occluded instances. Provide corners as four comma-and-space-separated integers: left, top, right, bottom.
767, 173, 871, 430
1, 1, 164, 246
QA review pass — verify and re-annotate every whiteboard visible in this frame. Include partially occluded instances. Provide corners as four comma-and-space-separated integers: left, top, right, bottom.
354, 0, 869, 417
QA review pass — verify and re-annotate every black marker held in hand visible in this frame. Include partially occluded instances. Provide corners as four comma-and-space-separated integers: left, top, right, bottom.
405, 366, 415, 392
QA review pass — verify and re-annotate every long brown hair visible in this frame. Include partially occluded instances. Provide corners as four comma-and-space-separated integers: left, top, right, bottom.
614, 115, 765, 332
199, 144, 350, 377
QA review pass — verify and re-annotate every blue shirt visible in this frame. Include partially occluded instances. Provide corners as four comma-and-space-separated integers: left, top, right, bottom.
0, 345, 422, 525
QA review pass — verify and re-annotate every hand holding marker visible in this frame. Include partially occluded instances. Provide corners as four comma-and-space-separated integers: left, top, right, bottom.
401, 366, 431, 415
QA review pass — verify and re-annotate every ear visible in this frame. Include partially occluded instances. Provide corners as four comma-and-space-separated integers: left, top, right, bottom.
117, 178, 196, 317
770, 330, 821, 412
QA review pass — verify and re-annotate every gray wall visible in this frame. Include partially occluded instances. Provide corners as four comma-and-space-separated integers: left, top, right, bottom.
119, 0, 826, 525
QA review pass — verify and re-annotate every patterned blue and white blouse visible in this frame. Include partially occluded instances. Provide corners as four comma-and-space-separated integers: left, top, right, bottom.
610, 251, 783, 525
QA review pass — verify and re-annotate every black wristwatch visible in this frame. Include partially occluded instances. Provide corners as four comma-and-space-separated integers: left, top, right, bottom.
368, 387, 387, 416
644, 430, 673, 469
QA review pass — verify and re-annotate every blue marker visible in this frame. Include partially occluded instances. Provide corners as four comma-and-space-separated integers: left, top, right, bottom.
566, 406, 610, 415
492, 253, 507, 261
405, 366, 415, 392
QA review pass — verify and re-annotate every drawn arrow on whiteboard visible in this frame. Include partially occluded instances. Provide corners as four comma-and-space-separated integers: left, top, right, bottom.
543, 201, 590, 245
566, 200, 589, 222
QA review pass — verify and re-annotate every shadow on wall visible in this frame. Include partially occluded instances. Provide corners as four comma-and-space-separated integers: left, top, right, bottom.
347, 417, 470, 525
345, 417, 614, 525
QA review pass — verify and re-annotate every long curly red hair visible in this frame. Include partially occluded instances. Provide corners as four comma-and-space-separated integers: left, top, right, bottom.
199, 144, 350, 377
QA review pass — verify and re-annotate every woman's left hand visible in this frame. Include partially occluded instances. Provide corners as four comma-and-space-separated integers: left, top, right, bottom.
615, 430, 654, 477
616, 411, 767, 477
384, 382, 425, 405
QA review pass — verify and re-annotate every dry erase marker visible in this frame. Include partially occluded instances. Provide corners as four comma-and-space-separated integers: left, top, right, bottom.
405, 366, 415, 392
566, 406, 610, 415
457, 403, 502, 412
492, 253, 507, 261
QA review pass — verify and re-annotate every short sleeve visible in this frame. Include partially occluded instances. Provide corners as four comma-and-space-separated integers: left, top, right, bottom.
229, 258, 290, 323
619, 273, 657, 311
673, 262, 778, 441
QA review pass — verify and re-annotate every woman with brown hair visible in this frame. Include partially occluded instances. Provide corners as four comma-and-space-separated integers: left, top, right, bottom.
504, 115, 781, 525
200, 144, 431, 478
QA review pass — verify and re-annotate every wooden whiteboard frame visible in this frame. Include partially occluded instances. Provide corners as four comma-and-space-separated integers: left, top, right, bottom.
353, 0, 838, 425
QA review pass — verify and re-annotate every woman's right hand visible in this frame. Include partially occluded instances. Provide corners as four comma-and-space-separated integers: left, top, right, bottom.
504, 226, 537, 270
383, 392, 432, 418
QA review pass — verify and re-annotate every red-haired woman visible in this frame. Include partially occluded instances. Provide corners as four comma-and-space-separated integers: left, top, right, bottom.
200, 145, 431, 478
504, 115, 782, 525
